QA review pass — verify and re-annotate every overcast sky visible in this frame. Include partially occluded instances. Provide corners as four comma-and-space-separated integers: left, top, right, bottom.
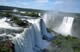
0, 0, 80, 13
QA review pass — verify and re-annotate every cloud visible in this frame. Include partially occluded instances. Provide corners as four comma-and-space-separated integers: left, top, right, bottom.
36, 0, 48, 3
0, 0, 9, 5
52, 0, 80, 12
0, 0, 80, 12
54, 1, 64, 5
15, 1, 30, 6
0, 0, 49, 10
0, 0, 8, 2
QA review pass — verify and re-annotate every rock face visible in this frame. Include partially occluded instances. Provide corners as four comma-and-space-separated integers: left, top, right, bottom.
0, 41, 14, 52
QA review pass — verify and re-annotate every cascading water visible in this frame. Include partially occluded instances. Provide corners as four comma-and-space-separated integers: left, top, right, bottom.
42, 12, 75, 36
42, 13, 48, 24
56, 16, 74, 35
13, 18, 54, 52
0, 17, 24, 41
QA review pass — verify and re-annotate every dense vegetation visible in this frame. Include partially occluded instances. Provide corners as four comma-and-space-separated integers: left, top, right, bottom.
20, 12, 40, 17
46, 28, 80, 52
0, 47, 13, 52
10, 17, 30, 27
52, 34, 80, 52
0, 5, 45, 13
0, 10, 41, 17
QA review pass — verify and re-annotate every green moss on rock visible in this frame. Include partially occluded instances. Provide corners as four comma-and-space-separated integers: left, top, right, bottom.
11, 17, 30, 27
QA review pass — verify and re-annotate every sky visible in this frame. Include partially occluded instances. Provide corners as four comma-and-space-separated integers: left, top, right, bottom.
0, 0, 80, 13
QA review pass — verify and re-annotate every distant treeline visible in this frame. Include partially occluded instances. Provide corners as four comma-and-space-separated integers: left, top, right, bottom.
0, 5, 46, 13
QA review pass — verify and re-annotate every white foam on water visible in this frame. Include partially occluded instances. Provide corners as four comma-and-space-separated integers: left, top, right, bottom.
0, 17, 23, 30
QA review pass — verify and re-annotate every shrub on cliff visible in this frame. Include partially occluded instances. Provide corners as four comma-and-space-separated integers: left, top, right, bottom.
11, 17, 29, 27
0, 41, 14, 52
5, 12, 12, 18
0, 47, 13, 52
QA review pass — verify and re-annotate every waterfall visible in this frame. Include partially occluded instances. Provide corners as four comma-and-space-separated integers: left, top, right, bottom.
56, 16, 74, 35
13, 18, 54, 52
43, 13, 74, 36
42, 13, 48, 24
40, 19, 54, 41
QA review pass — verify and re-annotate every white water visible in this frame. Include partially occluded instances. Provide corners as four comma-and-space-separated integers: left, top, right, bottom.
0, 17, 23, 30
0, 16, 54, 52
42, 13, 75, 36
13, 18, 54, 52
42, 13, 48, 24
56, 17, 74, 35
0, 17, 24, 41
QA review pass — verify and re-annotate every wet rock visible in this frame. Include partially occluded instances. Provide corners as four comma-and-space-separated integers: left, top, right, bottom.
0, 41, 14, 52
42, 49, 49, 52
